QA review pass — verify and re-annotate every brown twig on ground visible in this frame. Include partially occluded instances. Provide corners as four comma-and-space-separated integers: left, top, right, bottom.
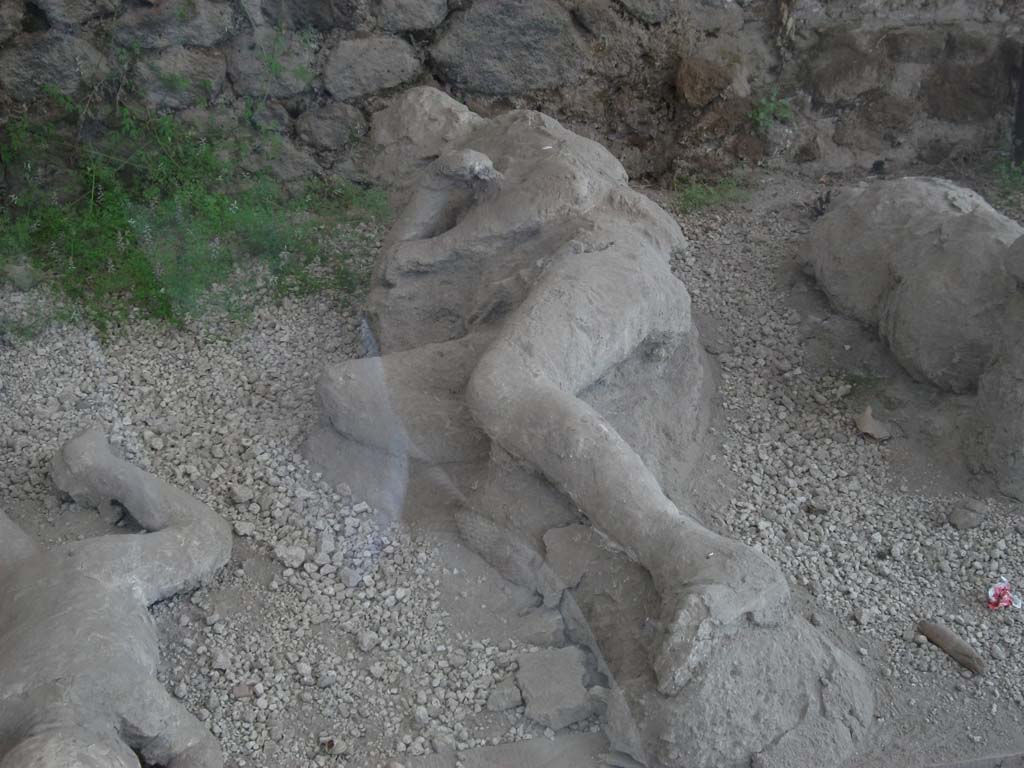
918, 620, 986, 674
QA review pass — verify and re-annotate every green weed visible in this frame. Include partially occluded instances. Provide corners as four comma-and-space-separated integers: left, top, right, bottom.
299, 177, 390, 221
0, 305, 73, 343
156, 70, 190, 93
0, 317, 45, 342
259, 29, 289, 79
0, 92, 389, 334
293, 63, 315, 86
241, 96, 259, 125
750, 88, 793, 137
176, 0, 197, 22
673, 176, 750, 214
992, 157, 1024, 199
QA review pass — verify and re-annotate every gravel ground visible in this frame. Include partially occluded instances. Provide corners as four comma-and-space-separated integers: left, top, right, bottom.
664, 169, 1024, 763
0, 224, 592, 767
4, 168, 1024, 766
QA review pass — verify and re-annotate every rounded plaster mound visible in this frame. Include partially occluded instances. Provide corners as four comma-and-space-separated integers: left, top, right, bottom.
968, 306, 1024, 501
305, 87, 873, 768
804, 177, 1024, 499
802, 176, 1024, 394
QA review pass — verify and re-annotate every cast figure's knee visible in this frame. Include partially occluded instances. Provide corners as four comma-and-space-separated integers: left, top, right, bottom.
465, 356, 510, 435
50, 427, 110, 508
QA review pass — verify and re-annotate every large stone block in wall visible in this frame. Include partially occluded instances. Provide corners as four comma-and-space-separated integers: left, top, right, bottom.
431, 0, 583, 95
676, 56, 731, 108
807, 34, 880, 104
922, 38, 1018, 124
34, 0, 117, 26
616, 0, 676, 24
261, 0, 362, 30
0, 2, 22, 47
323, 36, 421, 101
241, 135, 321, 182
373, 0, 447, 31
113, 0, 235, 49
226, 27, 317, 99
297, 102, 369, 150
135, 47, 227, 111
790, 0, 1018, 27
0, 32, 109, 101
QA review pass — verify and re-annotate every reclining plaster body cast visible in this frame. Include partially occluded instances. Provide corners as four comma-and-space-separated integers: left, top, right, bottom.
326, 106, 790, 692
0, 429, 230, 768
312, 89, 873, 767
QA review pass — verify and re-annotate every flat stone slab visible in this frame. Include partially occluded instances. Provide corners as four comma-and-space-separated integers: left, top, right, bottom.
486, 677, 523, 712
543, 524, 599, 589
401, 732, 608, 768
516, 607, 565, 646
516, 646, 594, 730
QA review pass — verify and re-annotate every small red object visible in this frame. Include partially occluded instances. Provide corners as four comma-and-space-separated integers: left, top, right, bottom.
988, 577, 1022, 610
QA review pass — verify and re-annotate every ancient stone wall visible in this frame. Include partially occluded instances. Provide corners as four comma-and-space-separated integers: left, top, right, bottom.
0, 0, 1021, 182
